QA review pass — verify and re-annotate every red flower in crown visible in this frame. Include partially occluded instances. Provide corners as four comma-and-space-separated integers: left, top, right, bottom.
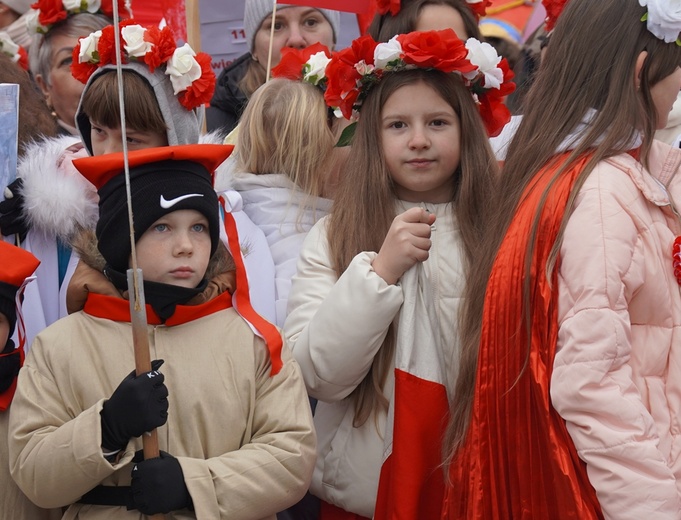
0, 31, 30, 71
31, 0, 67, 27
324, 34, 379, 119
16, 46, 29, 71
466, 0, 491, 19
99, 0, 132, 20
542, 0, 570, 31
376, 0, 401, 16
29, 0, 132, 33
139, 25, 176, 72
177, 52, 215, 110
399, 30, 476, 75
271, 42, 331, 81
478, 59, 515, 137
71, 21, 216, 111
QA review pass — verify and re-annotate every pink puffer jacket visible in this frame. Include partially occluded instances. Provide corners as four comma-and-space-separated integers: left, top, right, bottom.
552, 140, 681, 519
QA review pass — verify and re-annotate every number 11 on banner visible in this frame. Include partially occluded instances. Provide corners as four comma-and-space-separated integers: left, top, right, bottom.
231, 28, 246, 42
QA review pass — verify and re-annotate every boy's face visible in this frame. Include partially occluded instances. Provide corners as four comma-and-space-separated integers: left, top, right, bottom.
134, 209, 212, 289
90, 120, 168, 156
0, 312, 9, 348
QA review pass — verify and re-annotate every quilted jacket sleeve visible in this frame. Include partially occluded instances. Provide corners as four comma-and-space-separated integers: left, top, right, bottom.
551, 163, 681, 519
283, 218, 404, 402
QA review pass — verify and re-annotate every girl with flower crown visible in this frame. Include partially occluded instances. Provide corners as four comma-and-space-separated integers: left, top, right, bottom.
442, 0, 681, 518
283, 28, 513, 520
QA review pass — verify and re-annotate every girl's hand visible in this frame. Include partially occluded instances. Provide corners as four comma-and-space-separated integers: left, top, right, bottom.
372, 207, 436, 285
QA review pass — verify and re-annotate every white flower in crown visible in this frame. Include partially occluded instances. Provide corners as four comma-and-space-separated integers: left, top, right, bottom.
165, 43, 202, 95
24, 9, 45, 34
78, 30, 101, 63
0, 31, 19, 56
122, 25, 153, 58
639, 0, 681, 43
303, 51, 331, 85
63, 0, 101, 12
464, 38, 503, 89
374, 36, 403, 69
467, 0, 483, 4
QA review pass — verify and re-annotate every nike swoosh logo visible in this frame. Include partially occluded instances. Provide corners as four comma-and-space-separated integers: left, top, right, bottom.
159, 193, 204, 209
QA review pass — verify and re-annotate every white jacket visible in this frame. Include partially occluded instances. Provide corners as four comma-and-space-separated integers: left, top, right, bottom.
283, 201, 464, 517
233, 172, 332, 328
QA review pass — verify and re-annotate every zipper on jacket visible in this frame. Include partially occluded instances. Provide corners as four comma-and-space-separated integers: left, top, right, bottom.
421, 203, 440, 312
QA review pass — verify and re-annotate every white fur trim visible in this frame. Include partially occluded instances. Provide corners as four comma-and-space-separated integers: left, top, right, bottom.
18, 136, 99, 240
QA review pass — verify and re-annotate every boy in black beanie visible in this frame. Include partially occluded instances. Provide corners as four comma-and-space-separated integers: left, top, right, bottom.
8, 144, 316, 519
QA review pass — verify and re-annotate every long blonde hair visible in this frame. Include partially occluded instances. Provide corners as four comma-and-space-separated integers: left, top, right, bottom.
237, 78, 335, 201
329, 68, 499, 427
443, 0, 681, 465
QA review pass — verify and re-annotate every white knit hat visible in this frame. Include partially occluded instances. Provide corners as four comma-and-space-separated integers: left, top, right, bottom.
243, 0, 340, 53
2, 0, 32, 15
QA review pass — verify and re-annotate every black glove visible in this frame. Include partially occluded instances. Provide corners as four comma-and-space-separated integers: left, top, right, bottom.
131, 450, 192, 515
0, 339, 20, 394
0, 178, 28, 241
100, 359, 168, 451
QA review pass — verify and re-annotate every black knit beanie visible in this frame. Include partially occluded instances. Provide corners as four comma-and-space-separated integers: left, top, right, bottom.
95, 158, 220, 272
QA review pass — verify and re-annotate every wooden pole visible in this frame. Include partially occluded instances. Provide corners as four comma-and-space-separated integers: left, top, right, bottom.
127, 269, 163, 520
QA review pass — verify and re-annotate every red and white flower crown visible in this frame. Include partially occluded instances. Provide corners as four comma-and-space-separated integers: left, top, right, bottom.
0, 31, 28, 71
26, 0, 132, 34
324, 29, 515, 137
71, 20, 216, 111
271, 42, 333, 88
377, 0, 490, 19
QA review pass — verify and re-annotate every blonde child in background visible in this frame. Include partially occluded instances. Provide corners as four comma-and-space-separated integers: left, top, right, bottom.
233, 43, 336, 329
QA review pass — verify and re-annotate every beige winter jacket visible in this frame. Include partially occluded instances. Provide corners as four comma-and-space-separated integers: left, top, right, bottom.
8, 262, 316, 519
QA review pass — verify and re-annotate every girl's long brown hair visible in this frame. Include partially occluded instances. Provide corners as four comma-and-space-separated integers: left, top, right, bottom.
329, 68, 499, 426
443, 0, 681, 465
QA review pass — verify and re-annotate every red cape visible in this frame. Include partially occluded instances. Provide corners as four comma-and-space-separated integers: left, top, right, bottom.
444, 153, 603, 519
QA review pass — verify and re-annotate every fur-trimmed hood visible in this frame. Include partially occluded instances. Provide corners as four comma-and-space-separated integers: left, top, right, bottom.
18, 135, 98, 241
17, 132, 232, 242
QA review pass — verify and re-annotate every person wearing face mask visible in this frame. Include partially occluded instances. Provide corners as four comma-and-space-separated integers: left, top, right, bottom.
206, 0, 340, 134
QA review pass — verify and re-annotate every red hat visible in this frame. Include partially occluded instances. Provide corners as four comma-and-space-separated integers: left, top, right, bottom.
74, 144, 234, 191
73, 144, 234, 272
0, 241, 40, 289
0, 241, 40, 350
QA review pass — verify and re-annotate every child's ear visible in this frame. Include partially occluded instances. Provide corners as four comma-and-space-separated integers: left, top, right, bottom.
634, 51, 648, 91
